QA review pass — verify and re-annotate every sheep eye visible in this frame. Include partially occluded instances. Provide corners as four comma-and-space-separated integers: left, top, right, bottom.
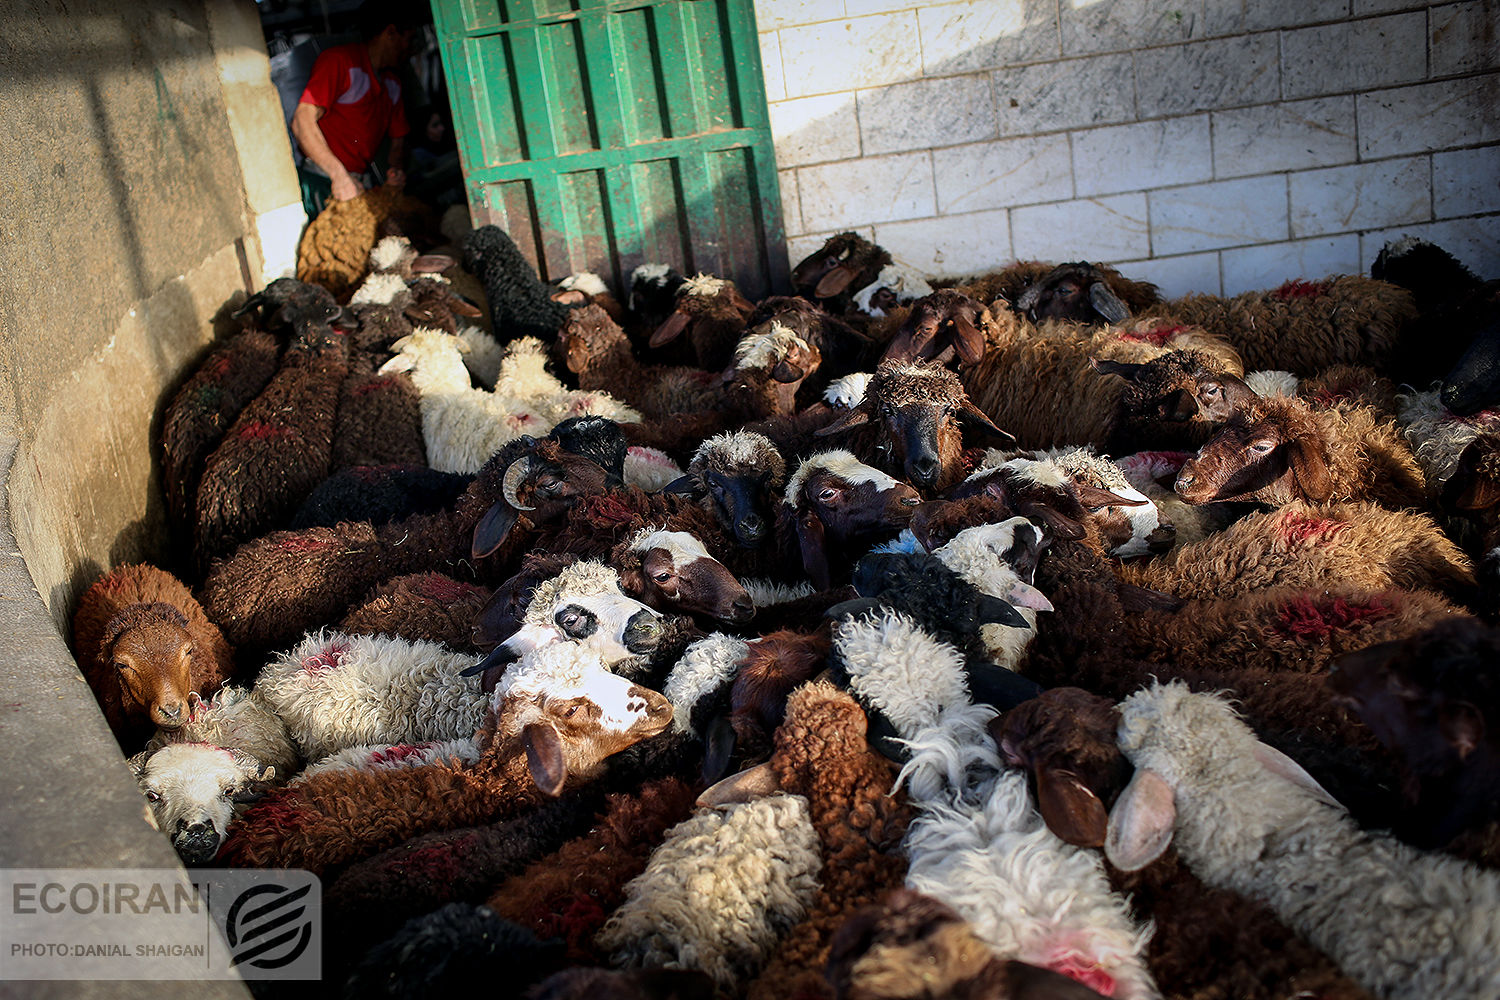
538, 479, 563, 495
1202, 384, 1221, 397
560, 614, 579, 628
818, 487, 839, 502
652, 571, 672, 583
145, 790, 161, 803
114, 661, 131, 674
1249, 441, 1275, 454
564, 705, 580, 719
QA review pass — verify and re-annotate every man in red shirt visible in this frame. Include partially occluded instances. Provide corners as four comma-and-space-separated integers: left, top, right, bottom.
292, 2, 420, 209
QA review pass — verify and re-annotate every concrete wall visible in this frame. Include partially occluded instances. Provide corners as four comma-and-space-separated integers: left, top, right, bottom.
0, 4, 296, 992
759, 0, 1500, 295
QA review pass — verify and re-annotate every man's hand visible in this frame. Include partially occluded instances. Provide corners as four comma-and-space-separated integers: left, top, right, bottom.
385, 167, 407, 190
331, 171, 364, 201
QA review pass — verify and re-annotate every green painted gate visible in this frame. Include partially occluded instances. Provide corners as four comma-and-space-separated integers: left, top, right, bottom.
431, 0, 789, 300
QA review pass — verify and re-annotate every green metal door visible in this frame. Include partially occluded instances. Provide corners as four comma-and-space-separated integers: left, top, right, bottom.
432, 0, 788, 300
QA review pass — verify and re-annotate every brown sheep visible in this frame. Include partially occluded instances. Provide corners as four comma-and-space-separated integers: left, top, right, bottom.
791, 232, 892, 313
743, 681, 913, 1000
1119, 501, 1475, 600
296, 186, 434, 302
1174, 395, 1429, 511
72, 563, 235, 748
338, 572, 494, 650
649, 273, 757, 371
1143, 275, 1417, 374
484, 777, 699, 961
953, 260, 1162, 323
1012, 261, 1161, 326
880, 289, 1003, 367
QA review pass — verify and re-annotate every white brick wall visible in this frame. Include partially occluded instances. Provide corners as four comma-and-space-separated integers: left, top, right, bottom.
758, 0, 1500, 295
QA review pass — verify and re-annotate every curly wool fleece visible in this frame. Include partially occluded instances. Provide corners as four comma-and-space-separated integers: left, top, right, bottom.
598, 793, 823, 988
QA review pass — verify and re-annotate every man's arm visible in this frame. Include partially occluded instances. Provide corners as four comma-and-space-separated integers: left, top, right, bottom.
291, 102, 362, 201
385, 135, 406, 189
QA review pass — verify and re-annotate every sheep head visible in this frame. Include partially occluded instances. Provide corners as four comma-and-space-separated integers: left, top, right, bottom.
132, 743, 274, 865
493, 648, 673, 796
1174, 397, 1333, 505
851, 263, 934, 319
1015, 262, 1130, 325
467, 559, 666, 686
881, 289, 996, 367
990, 688, 1131, 850
1094, 349, 1258, 428
721, 322, 823, 417
556, 303, 632, 377
1330, 619, 1499, 845
472, 438, 614, 558
817, 360, 1012, 495
1442, 316, 1500, 416
649, 273, 756, 349
618, 528, 754, 623
944, 459, 1136, 545
785, 451, 922, 589
666, 431, 788, 549
791, 231, 891, 302
100, 603, 199, 730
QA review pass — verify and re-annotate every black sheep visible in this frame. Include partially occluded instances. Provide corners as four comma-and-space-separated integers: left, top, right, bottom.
463, 225, 573, 343
292, 464, 472, 530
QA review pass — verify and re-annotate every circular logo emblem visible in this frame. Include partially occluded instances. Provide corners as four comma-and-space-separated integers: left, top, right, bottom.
224, 883, 313, 970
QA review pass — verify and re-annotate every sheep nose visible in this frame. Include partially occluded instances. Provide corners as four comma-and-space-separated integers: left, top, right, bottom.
911, 455, 940, 486
736, 515, 767, 545
1146, 524, 1176, 552
731, 594, 755, 620
155, 702, 185, 726
173, 823, 221, 866
1174, 470, 1195, 492
623, 612, 663, 653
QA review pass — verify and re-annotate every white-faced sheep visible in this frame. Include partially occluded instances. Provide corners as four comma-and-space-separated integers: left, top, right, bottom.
72, 563, 236, 748
130, 743, 276, 866
1111, 681, 1500, 1000
221, 643, 674, 874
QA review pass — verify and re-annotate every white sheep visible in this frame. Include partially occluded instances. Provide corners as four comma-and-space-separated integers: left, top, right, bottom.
1396, 386, 1500, 487
293, 737, 481, 783
832, 609, 1159, 1000
1110, 681, 1500, 1000
131, 743, 274, 865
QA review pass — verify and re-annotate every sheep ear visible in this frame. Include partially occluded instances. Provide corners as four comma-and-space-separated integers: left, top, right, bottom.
1090, 358, 1147, 382
953, 313, 987, 365
411, 253, 455, 274
1440, 701, 1485, 760
1035, 767, 1109, 848
472, 500, 521, 559
1104, 767, 1175, 871
814, 405, 872, 437
795, 511, 832, 591
1014, 282, 1043, 315
128, 751, 152, 781
1287, 437, 1334, 502
957, 401, 1015, 444
1073, 484, 1149, 508
649, 311, 692, 348
661, 475, 703, 497
728, 287, 757, 319
697, 761, 781, 807
1248, 740, 1339, 808
523, 722, 568, 797
770, 359, 805, 383
1088, 282, 1130, 323
702, 715, 737, 785
976, 595, 1029, 628
814, 263, 861, 298
1005, 582, 1054, 612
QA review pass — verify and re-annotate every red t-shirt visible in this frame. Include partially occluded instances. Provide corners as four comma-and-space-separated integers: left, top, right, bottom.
298, 42, 409, 175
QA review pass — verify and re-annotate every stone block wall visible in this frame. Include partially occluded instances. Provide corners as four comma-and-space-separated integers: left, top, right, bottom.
757, 0, 1499, 296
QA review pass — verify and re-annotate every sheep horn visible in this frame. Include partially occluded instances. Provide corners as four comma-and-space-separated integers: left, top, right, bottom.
502, 457, 537, 512
697, 761, 781, 807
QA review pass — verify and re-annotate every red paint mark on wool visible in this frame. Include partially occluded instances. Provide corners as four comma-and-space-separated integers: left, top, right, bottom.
369, 743, 429, 764
1119, 322, 1188, 346
415, 574, 483, 602
960, 447, 985, 475
1272, 279, 1331, 300
236, 421, 294, 441
300, 639, 350, 673
398, 837, 475, 882
1277, 512, 1350, 545
352, 378, 394, 396
586, 493, 642, 526
277, 535, 331, 554
533, 893, 607, 950
207, 355, 234, 378
1276, 595, 1393, 640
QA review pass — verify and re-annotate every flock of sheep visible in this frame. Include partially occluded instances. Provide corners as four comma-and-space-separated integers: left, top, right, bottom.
70, 191, 1500, 1000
